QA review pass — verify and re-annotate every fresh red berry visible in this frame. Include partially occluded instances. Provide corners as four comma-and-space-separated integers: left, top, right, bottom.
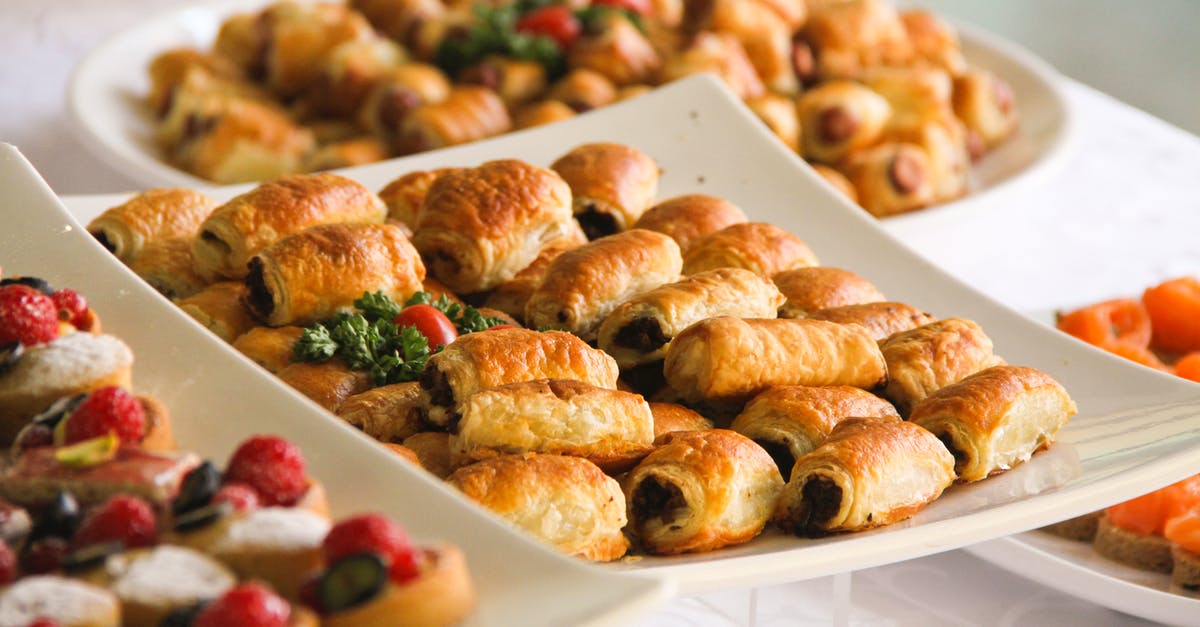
211, 482, 261, 513
299, 573, 324, 614
51, 289, 90, 330
62, 386, 146, 445
0, 541, 17, 584
389, 545, 423, 584
72, 495, 157, 550
26, 619, 61, 627
323, 513, 421, 583
225, 436, 308, 507
0, 285, 59, 346
22, 537, 69, 574
193, 582, 291, 627
515, 5, 581, 49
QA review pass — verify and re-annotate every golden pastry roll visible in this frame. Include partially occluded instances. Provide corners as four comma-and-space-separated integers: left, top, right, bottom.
649, 402, 713, 438
799, 0, 914, 81
128, 238, 208, 300
377, 167, 463, 231
547, 69, 617, 112
231, 326, 305, 373
774, 417, 954, 536
664, 317, 887, 407
213, 11, 262, 71
395, 86, 512, 155
357, 63, 453, 145
796, 80, 891, 164
403, 431, 452, 479
810, 164, 859, 203
730, 385, 900, 477
704, 0, 797, 94
192, 173, 386, 281
953, 66, 1019, 152
755, 0, 807, 29
384, 442, 421, 466
884, 113, 970, 205
176, 281, 257, 343
681, 222, 818, 277
349, 0, 445, 43
413, 159, 575, 294
839, 142, 936, 218
596, 268, 784, 369
909, 365, 1076, 482
88, 189, 218, 264
458, 57, 548, 109
418, 328, 619, 430
773, 266, 885, 318
900, 9, 966, 75
447, 452, 629, 562
451, 379, 654, 473
169, 97, 315, 185
146, 48, 245, 117
306, 37, 407, 118
567, 13, 662, 87
337, 381, 425, 443
808, 301, 937, 343
257, 1, 375, 98
862, 65, 953, 126
623, 429, 783, 555
512, 100, 577, 130
481, 226, 587, 323
881, 317, 1003, 416
632, 194, 748, 253
660, 32, 764, 100
746, 92, 801, 152
243, 222, 424, 327
524, 229, 683, 340
550, 143, 660, 240
276, 359, 373, 413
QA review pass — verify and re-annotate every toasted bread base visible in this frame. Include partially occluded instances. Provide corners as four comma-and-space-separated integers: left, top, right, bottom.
1093, 515, 1173, 573
1172, 545, 1200, 591
1040, 511, 1102, 542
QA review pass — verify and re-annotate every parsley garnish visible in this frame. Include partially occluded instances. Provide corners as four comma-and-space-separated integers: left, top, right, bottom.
403, 291, 507, 334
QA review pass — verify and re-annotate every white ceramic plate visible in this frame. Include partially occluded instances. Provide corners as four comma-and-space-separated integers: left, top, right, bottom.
55, 74, 1200, 596
66, 0, 1076, 226
0, 145, 673, 626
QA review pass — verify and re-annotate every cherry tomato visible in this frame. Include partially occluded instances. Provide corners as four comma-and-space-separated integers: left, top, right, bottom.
487, 324, 515, 331
516, 5, 581, 50
394, 305, 457, 349
592, 0, 652, 15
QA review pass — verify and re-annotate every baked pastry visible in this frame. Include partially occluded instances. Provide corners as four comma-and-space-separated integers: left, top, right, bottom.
275, 359, 373, 413
701, 0, 797, 94
908, 365, 1076, 482
512, 99, 577, 130
301, 136, 391, 172
447, 452, 629, 561
773, 266, 885, 318
862, 65, 953, 125
885, 112, 970, 204
176, 281, 257, 343
318, 543, 475, 627
128, 238, 208, 300
0, 575, 121, 627
807, 301, 936, 343
418, 328, 619, 430
255, 1, 375, 98
746, 92, 802, 152
90, 545, 237, 627
358, 63, 453, 147
458, 57, 548, 109
146, 48, 245, 117
632, 194, 748, 253
231, 325, 304, 373
659, 31, 765, 100
87, 188, 217, 264
547, 69, 617, 112
596, 268, 785, 369
525, 229, 683, 340
243, 222, 425, 326
377, 167, 463, 229
402, 431, 452, 479
881, 317, 1003, 416
337, 381, 425, 443
663, 317, 887, 408
567, 13, 662, 87
681, 222, 818, 277
623, 429, 784, 555
0, 445, 199, 509
1093, 513, 1175, 574
395, 86, 512, 154
649, 402, 714, 437
550, 143, 660, 240
796, 80, 891, 164
481, 225, 587, 323
810, 164, 859, 203
774, 417, 954, 536
800, 0, 914, 81
953, 67, 1019, 153
349, 0, 446, 44
306, 37, 407, 118
839, 142, 936, 217
167, 96, 316, 185
192, 173, 386, 281
413, 159, 575, 294
900, 9, 967, 75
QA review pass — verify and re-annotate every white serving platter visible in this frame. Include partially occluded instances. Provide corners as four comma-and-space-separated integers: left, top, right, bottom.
66, 0, 1076, 228
0, 144, 673, 626
55, 74, 1200, 596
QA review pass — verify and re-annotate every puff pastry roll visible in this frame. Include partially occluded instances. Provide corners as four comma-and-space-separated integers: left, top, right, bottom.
255, 1, 375, 98
451, 379, 654, 472
884, 112, 970, 204
146, 48, 245, 117
681, 222, 818, 277
129, 238, 208, 300
395, 86, 512, 155
900, 9, 967, 76
337, 381, 426, 443
796, 80, 891, 164
799, 0, 914, 81
413, 159, 575, 294
550, 143, 660, 240
403, 431, 452, 479
377, 167, 463, 229
418, 328, 619, 429
808, 301, 936, 343
730, 385, 900, 477
811, 164, 859, 203
447, 452, 629, 561
623, 429, 783, 555
167, 97, 315, 185
358, 63, 453, 147
839, 142, 936, 217
774, 417, 954, 536
703, 0, 797, 94
747, 93, 801, 153
862, 66, 953, 125
773, 267, 885, 318
349, 0, 445, 44
244, 222, 425, 327
301, 136, 390, 172
88, 189, 218, 264
659, 32, 765, 100
567, 13, 662, 87
306, 37, 407, 117
909, 365, 1076, 482
512, 100, 577, 130
664, 317, 887, 408
231, 325, 305, 373
650, 402, 714, 438
176, 281, 257, 342
213, 11, 262, 72
952, 67, 1019, 153
458, 57, 548, 109
192, 172, 386, 281
632, 194, 748, 253
481, 225, 587, 323
596, 268, 784, 369
276, 359, 373, 413
525, 229, 683, 340
881, 317, 1003, 416
547, 69, 617, 112
756, 0, 807, 29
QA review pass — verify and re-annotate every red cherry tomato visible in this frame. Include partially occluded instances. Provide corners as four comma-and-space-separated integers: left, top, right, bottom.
592, 0, 652, 15
516, 5, 581, 49
394, 305, 457, 349
487, 324, 515, 331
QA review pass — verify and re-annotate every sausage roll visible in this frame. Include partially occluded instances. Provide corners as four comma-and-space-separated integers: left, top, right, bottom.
747, 92, 802, 152
800, 0, 914, 81
900, 9, 967, 76
155, 63, 273, 148
418, 328, 619, 430
306, 37, 407, 118
213, 11, 262, 72
413, 159, 575, 294
650, 402, 714, 437
550, 143, 660, 240
796, 80, 891, 164
481, 225, 587, 323
377, 167, 463, 229
349, 0, 446, 44
276, 359, 373, 413
547, 69, 617, 112
808, 301, 937, 343
358, 63, 453, 146
337, 381, 425, 443
231, 325, 305, 373
192, 173, 386, 281
773, 266, 885, 318
567, 13, 662, 87
458, 57, 548, 109
681, 222, 818, 277
839, 142, 936, 217
880, 317, 1003, 416
403, 431, 452, 479
757, 0, 807, 29
447, 453, 629, 562
659, 32, 765, 100
146, 48, 245, 118
176, 281, 257, 343
512, 100, 577, 130
862, 66, 954, 125
663, 317, 887, 408
623, 429, 783, 555
525, 229, 683, 340
811, 164, 859, 203
244, 222, 425, 327
88, 189, 218, 264
909, 365, 1076, 482
730, 385, 900, 477
256, 1, 375, 98
774, 417, 954, 536
632, 194, 748, 253
705, 0, 798, 94
596, 268, 785, 369
451, 379, 655, 472
395, 86, 512, 155
169, 98, 316, 185
129, 238, 208, 300
302, 136, 390, 172
952, 67, 1019, 153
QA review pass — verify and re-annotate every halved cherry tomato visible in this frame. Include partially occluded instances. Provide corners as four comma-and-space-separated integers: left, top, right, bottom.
394, 305, 457, 349
592, 0, 653, 15
1055, 298, 1152, 349
1143, 276, 1200, 354
516, 5, 582, 49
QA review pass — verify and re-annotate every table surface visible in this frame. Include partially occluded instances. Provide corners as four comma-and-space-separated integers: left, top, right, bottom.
4, 1, 1199, 625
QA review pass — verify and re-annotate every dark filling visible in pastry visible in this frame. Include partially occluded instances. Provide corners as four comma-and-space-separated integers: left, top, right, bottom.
244, 257, 274, 320
614, 316, 670, 353
817, 106, 859, 144
378, 86, 422, 132
888, 152, 925, 194
620, 361, 666, 396
794, 475, 842, 535
199, 229, 232, 256
754, 439, 795, 480
632, 476, 688, 532
92, 231, 116, 254
576, 204, 618, 240
419, 363, 460, 430
938, 433, 969, 475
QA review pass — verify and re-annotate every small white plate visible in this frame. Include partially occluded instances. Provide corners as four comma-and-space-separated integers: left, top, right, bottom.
66, 0, 1076, 226
0, 145, 673, 626
55, 74, 1200, 596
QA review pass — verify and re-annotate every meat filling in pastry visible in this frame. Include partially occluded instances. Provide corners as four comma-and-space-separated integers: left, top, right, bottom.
88, 188, 218, 264
550, 143, 660, 240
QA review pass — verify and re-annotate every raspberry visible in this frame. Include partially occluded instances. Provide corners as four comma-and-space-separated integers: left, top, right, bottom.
322, 513, 421, 583
0, 285, 58, 346
0, 541, 16, 584
225, 436, 308, 507
193, 582, 291, 627
51, 289, 90, 330
72, 495, 158, 550
62, 386, 146, 445
212, 482, 261, 513
22, 537, 69, 574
